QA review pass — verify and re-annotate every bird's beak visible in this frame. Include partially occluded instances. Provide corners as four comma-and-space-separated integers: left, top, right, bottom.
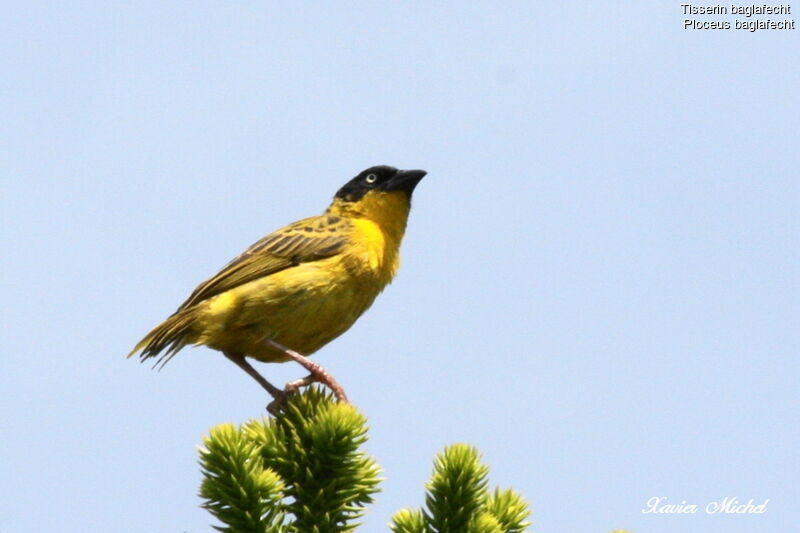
382, 169, 427, 195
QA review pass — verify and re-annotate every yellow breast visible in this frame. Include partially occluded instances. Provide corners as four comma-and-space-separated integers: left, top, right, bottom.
196, 216, 402, 362
349, 217, 400, 281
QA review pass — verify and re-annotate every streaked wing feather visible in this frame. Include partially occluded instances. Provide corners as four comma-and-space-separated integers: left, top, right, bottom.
177, 216, 349, 310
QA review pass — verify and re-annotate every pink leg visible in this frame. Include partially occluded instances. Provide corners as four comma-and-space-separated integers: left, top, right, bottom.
223, 351, 286, 404
264, 339, 349, 403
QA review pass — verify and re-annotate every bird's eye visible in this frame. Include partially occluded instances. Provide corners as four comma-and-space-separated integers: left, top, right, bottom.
365, 173, 378, 184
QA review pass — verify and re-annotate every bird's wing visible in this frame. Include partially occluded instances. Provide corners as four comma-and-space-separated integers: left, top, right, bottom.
177, 215, 350, 310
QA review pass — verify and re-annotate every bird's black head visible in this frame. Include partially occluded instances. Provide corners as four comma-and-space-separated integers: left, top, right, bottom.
334, 165, 427, 203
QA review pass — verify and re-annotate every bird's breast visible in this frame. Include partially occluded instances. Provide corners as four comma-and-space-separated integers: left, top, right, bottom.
197, 221, 401, 362
347, 217, 402, 284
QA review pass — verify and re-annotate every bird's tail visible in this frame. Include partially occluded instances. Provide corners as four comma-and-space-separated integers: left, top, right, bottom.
128, 308, 199, 369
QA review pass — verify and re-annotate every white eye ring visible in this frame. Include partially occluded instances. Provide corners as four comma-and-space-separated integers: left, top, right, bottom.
365, 173, 377, 184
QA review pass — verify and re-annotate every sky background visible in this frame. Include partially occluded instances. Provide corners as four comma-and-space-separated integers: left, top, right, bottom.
1, 2, 797, 532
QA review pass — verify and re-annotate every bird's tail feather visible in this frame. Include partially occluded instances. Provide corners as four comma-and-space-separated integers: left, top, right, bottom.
128, 308, 198, 369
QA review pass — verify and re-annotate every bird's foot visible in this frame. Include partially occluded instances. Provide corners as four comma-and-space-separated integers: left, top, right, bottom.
284, 373, 317, 395
265, 375, 311, 415
264, 339, 349, 403
266, 392, 288, 416
266, 371, 349, 415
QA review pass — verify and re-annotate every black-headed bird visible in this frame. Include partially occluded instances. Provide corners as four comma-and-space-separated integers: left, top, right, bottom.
129, 165, 426, 410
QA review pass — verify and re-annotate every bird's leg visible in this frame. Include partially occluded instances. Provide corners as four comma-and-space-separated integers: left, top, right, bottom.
284, 373, 316, 395
263, 339, 349, 403
223, 351, 285, 402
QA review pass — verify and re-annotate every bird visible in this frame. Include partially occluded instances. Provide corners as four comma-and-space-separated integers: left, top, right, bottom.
129, 165, 426, 411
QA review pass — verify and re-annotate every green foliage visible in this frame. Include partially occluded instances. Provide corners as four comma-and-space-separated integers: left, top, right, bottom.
484, 489, 531, 533
390, 445, 531, 533
247, 388, 381, 532
199, 424, 287, 533
424, 444, 490, 532
199, 388, 380, 533
389, 509, 427, 533
199, 387, 539, 532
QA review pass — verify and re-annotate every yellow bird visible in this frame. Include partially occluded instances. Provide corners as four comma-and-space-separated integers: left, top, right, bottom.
129, 165, 426, 409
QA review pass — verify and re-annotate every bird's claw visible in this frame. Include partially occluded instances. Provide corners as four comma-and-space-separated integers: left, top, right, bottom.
265, 372, 349, 415
266, 391, 289, 415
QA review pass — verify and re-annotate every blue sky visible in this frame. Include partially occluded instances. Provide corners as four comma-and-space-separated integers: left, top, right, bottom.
1, 2, 797, 532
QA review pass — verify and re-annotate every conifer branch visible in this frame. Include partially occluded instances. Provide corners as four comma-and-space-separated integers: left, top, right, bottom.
200, 387, 380, 533
199, 423, 288, 533
391, 444, 532, 533
198, 387, 630, 533
248, 387, 381, 532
